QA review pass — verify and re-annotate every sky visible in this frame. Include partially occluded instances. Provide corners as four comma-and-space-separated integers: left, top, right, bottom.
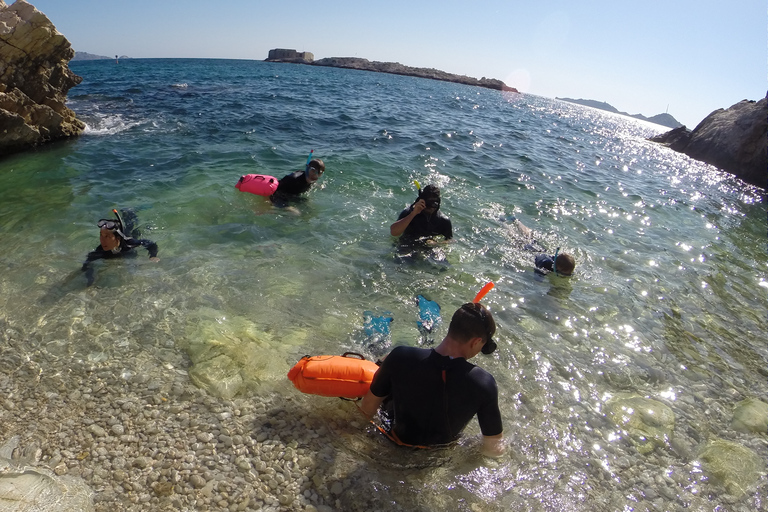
20, 0, 767, 128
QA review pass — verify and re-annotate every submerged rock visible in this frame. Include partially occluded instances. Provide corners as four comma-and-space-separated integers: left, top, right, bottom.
731, 397, 768, 434
182, 309, 283, 399
698, 439, 763, 496
649, 96, 767, 189
0, 437, 94, 512
0, 0, 84, 155
604, 393, 676, 454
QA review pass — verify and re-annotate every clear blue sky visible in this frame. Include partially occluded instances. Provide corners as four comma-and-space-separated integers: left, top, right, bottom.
25, 0, 766, 128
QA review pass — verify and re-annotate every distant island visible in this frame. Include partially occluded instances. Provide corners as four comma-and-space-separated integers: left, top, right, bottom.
556, 97, 682, 129
72, 52, 130, 61
265, 49, 518, 93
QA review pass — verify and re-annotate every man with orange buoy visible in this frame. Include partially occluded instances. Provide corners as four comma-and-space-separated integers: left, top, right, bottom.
360, 302, 504, 457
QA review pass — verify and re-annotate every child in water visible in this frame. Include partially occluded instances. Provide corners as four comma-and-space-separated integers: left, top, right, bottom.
82, 209, 159, 286
505, 214, 576, 276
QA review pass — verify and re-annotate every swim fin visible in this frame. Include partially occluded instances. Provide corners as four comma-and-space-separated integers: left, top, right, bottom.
416, 295, 441, 334
363, 311, 393, 340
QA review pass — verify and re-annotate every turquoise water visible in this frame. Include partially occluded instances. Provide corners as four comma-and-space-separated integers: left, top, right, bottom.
1, 58, 766, 509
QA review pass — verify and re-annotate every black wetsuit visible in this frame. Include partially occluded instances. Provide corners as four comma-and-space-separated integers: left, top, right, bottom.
82, 238, 158, 286
274, 171, 312, 196
534, 254, 555, 275
369, 346, 503, 446
397, 207, 453, 242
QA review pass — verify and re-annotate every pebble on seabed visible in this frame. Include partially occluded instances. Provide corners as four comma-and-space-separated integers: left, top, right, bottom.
0, 353, 345, 512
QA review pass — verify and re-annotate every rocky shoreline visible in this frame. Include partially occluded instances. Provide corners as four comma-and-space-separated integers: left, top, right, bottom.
266, 55, 518, 93
0, 335, 377, 512
649, 96, 767, 189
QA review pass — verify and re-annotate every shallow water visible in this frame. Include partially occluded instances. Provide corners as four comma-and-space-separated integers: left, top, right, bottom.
1, 58, 766, 510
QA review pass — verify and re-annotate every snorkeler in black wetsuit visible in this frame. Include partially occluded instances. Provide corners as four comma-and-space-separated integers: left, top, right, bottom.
390, 184, 452, 261
81, 209, 159, 286
270, 158, 326, 206
360, 303, 504, 457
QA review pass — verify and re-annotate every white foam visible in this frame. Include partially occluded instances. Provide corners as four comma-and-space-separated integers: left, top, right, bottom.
82, 113, 141, 135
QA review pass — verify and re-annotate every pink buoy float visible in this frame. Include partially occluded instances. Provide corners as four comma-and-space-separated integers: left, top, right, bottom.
235, 174, 279, 197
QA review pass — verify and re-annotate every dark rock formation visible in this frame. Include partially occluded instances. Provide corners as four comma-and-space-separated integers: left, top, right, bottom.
0, 0, 84, 156
557, 97, 683, 129
265, 50, 518, 93
650, 97, 767, 189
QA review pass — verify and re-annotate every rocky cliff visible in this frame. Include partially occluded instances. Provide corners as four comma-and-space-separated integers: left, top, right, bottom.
0, 0, 84, 156
649, 97, 767, 189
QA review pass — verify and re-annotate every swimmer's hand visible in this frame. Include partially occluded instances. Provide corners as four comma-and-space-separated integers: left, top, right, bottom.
412, 199, 426, 214
481, 434, 505, 458
150, 257, 160, 263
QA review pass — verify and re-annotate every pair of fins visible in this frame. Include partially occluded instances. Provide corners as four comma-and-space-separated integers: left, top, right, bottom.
363, 295, 441, 341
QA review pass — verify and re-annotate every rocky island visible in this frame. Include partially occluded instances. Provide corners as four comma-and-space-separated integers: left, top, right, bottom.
266, 48, 518, 93
0, 0, 84, 156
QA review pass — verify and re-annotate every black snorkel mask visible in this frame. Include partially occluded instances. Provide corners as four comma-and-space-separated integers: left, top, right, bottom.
97, 209, 129, 239
417, 190, 441, 211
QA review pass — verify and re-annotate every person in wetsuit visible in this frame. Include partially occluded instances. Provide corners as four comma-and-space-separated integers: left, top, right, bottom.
534, 250, 575, 277
360, 302, 504, 457
506, 216, 576, 277
390, 184, 452, 262
270, 158, 325, 205
82, 209, 159, 286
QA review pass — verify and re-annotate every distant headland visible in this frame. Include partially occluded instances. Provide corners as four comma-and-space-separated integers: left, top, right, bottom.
556, 97, 683, 129
265, 48, 518, 93
72, 52, 130, 61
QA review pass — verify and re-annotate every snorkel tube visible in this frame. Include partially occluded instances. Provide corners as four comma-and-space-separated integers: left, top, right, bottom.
111, 209, 129, 239
473, 281, 495, 303
472, 281, 496, 354
304, 149, 314, 176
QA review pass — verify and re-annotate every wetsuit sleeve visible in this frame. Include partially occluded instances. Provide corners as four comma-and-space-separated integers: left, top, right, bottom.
442, 218, 453, 240
136, 239, 159, 258
473, 369, 503, 437
369, 348, 403, 398
534, 254, 554, 275
81, 247, 106, 286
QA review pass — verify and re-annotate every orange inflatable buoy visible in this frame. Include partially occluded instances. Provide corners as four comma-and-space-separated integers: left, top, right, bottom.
287, 352, 379, 399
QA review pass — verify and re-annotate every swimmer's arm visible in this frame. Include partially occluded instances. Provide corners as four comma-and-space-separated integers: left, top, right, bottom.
481, 433, 505, 458
359, 390, 386, 419
390, 201, 426, 236
137, 239, 160, 261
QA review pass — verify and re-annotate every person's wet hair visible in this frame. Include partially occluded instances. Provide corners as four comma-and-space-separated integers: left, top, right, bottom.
555, 252, 576, 276
447, 302, 496, 350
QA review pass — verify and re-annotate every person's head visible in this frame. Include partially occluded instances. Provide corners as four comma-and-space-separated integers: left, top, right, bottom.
97, 215, 126, 251
554, 250, 576, 276
99, 227, 121, 251
447, 302, 497, 356
305, 158, 325, 183
417, 184, 441, 212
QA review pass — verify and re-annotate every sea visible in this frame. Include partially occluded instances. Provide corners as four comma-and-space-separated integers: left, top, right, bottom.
1, 58, 766, 510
